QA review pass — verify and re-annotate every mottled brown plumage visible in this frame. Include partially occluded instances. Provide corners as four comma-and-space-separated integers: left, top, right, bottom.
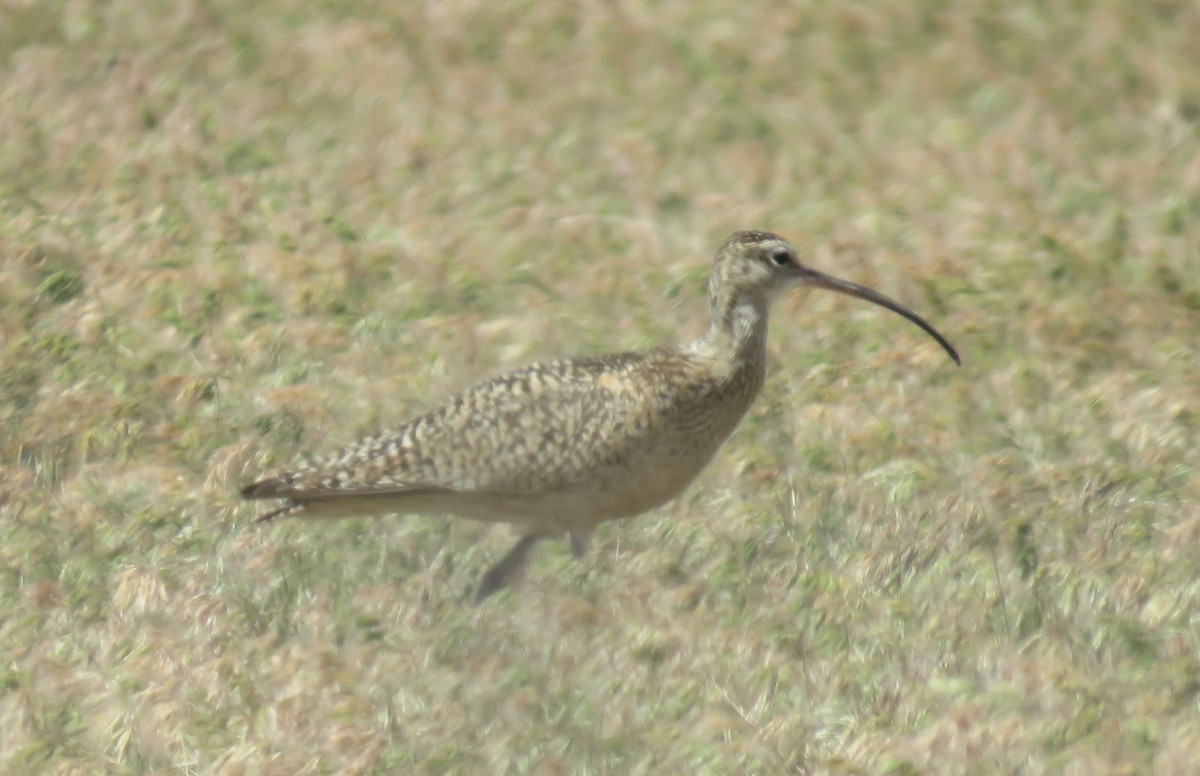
242, 231, 960, 600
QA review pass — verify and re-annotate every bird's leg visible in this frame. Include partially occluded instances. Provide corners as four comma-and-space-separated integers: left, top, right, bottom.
476, 534, 541, 603
569, 530, 592, 559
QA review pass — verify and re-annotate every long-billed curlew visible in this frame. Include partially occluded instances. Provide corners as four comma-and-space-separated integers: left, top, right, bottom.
242, 231, 960, 601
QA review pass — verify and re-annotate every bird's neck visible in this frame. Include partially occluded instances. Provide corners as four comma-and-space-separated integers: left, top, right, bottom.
693, 291, 770, 375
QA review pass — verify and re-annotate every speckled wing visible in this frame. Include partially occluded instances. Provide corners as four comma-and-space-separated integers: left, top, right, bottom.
241, 348, 694, 513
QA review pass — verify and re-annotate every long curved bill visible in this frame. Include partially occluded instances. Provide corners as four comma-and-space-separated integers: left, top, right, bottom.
801, 267, 961, 366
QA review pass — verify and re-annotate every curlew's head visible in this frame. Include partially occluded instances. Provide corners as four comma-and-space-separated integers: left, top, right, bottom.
709, 230, 960, 365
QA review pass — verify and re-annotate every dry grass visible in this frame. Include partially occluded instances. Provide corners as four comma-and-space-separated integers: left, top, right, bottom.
3, 0, 1199, 773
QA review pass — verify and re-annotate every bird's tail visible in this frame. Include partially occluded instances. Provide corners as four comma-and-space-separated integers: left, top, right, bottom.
253, 502, 304, 523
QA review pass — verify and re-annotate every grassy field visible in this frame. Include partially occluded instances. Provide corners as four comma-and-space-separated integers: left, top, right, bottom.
3, 0, 1199, 773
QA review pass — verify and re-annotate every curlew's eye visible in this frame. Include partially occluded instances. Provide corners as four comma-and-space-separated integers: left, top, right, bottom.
769, 249, 790, 267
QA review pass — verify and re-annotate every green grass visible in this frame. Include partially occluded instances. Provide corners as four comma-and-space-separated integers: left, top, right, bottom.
3, 0, 1199, 772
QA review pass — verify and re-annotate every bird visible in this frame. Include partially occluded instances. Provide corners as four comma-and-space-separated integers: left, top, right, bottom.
241, 231, 960, 601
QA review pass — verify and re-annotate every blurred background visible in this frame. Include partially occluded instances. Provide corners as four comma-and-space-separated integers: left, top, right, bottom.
2, 1, 1198, 772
